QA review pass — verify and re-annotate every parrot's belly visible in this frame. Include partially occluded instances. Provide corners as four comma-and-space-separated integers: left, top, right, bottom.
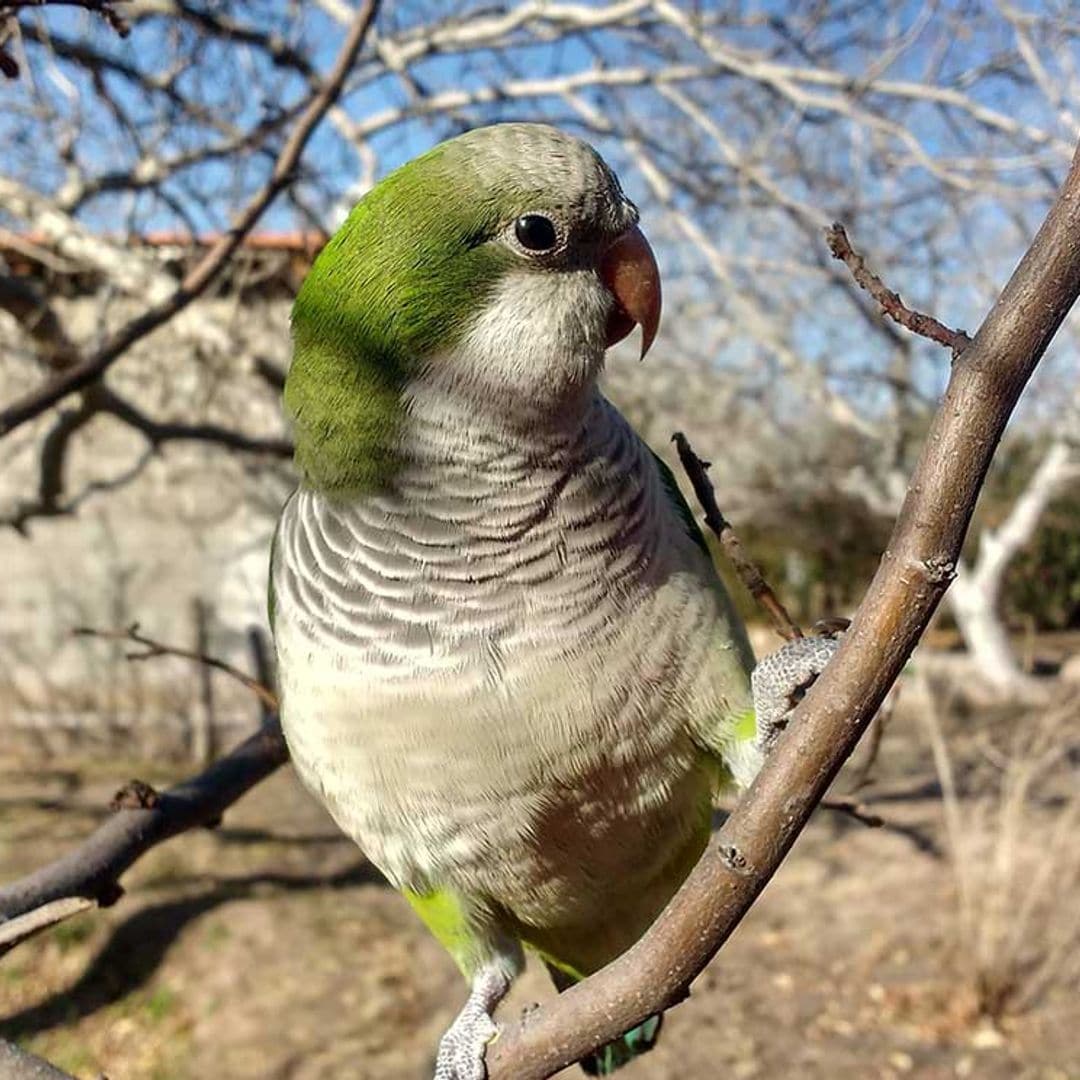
271, 396, 753, 936
275, 573, 721, 928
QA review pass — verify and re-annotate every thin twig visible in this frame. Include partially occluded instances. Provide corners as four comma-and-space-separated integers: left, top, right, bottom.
670, 438, 873, 822
246, 626, 277, 726
0, 0, 129, 80
672, 431, 803, 642
0, 0, 379, 435
826, 223, 972, 358
0, 896, 93, 956
73, 623, 279, 711
820, 798, 884, 828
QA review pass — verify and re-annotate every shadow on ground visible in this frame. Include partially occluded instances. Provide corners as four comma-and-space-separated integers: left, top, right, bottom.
0, 859, 384, 1039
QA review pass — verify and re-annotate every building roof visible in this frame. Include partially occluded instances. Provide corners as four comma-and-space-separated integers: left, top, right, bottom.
1, 231, 328, 297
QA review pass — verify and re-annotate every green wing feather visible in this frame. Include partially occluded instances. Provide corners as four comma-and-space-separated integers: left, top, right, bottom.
648, 448, 712, 559
649, 448, 759, 750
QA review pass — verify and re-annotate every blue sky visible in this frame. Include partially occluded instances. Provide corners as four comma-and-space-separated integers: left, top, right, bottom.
4, 1, 1076, 426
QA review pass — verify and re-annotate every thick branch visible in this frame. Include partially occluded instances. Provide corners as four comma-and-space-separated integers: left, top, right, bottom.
0, 1040, 77, 1080
0, 720, 287, 919
486, 137, 1080, 1080
0, 0, 379, 438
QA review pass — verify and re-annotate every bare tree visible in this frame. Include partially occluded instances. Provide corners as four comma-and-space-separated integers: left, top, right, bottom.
3, 2, 1078, 694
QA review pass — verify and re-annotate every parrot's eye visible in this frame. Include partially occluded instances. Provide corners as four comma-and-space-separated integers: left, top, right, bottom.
514, 214, 558, 253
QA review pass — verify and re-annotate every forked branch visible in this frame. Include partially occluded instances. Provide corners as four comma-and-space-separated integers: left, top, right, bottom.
0, 0, 129, 79
0, 719, 288, 921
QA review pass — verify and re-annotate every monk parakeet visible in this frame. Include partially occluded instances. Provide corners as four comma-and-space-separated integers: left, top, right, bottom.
270, 123, 834, 1078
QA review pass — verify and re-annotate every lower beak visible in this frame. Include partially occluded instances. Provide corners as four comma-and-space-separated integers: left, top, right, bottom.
599, 224, 662, 359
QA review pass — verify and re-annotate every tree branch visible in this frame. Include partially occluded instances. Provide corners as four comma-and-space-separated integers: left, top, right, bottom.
672, 430, 803, 641
1, 395, 99, 533
0, 0, 127, 19
0, 896, 93, 956
1, 383, 292, 534
0, 0, 380, 438
0, 720, 288, 920
484, 136, 1080, 1080
72, 623, 280, 712
0, 628, 283, 1065
0, 274, 78, 369
826, 223, 973, 357
0, 0, 129, 80
0, 622, 283, 945
96, 385, 293, 459
0, 1040, 77, 1080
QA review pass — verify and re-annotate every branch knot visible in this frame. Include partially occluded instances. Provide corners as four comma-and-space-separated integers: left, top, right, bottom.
110, 779, 160, 811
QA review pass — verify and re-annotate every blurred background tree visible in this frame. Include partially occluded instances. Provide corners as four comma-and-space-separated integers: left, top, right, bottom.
1, 0, 1078, 740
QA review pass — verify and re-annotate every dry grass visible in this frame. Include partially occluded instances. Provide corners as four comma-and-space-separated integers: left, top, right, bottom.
5, 672, 1080, 1077
922, 677, 1080, 1022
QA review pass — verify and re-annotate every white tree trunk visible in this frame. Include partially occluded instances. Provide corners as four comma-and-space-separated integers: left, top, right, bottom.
947, 567, 1027, 691
945, 440, 1078, 692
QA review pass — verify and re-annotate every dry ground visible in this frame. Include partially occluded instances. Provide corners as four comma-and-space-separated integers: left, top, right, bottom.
1, 689, 1078, 1080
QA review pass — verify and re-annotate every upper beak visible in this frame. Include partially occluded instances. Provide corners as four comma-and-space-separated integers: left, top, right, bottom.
599, 224, 662, 359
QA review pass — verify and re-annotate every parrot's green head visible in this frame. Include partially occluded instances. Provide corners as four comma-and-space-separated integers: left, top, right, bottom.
285, 122, 661, 492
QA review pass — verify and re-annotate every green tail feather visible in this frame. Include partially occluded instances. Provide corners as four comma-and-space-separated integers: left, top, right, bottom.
544, 962, 664, 1075
579, 1014, 664, 1075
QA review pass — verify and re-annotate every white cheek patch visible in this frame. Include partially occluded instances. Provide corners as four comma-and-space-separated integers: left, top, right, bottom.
413, 268, 612, 418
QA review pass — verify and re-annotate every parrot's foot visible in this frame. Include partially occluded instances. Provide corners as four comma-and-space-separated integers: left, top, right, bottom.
751, 633, 842, 753
434, 966, 511, 1080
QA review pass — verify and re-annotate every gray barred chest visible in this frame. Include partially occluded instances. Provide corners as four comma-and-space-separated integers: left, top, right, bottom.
270, 409, 730, 895
274, 565, 724, 902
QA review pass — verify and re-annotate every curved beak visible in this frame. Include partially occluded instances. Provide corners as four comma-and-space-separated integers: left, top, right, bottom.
599, 224, 662, 359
